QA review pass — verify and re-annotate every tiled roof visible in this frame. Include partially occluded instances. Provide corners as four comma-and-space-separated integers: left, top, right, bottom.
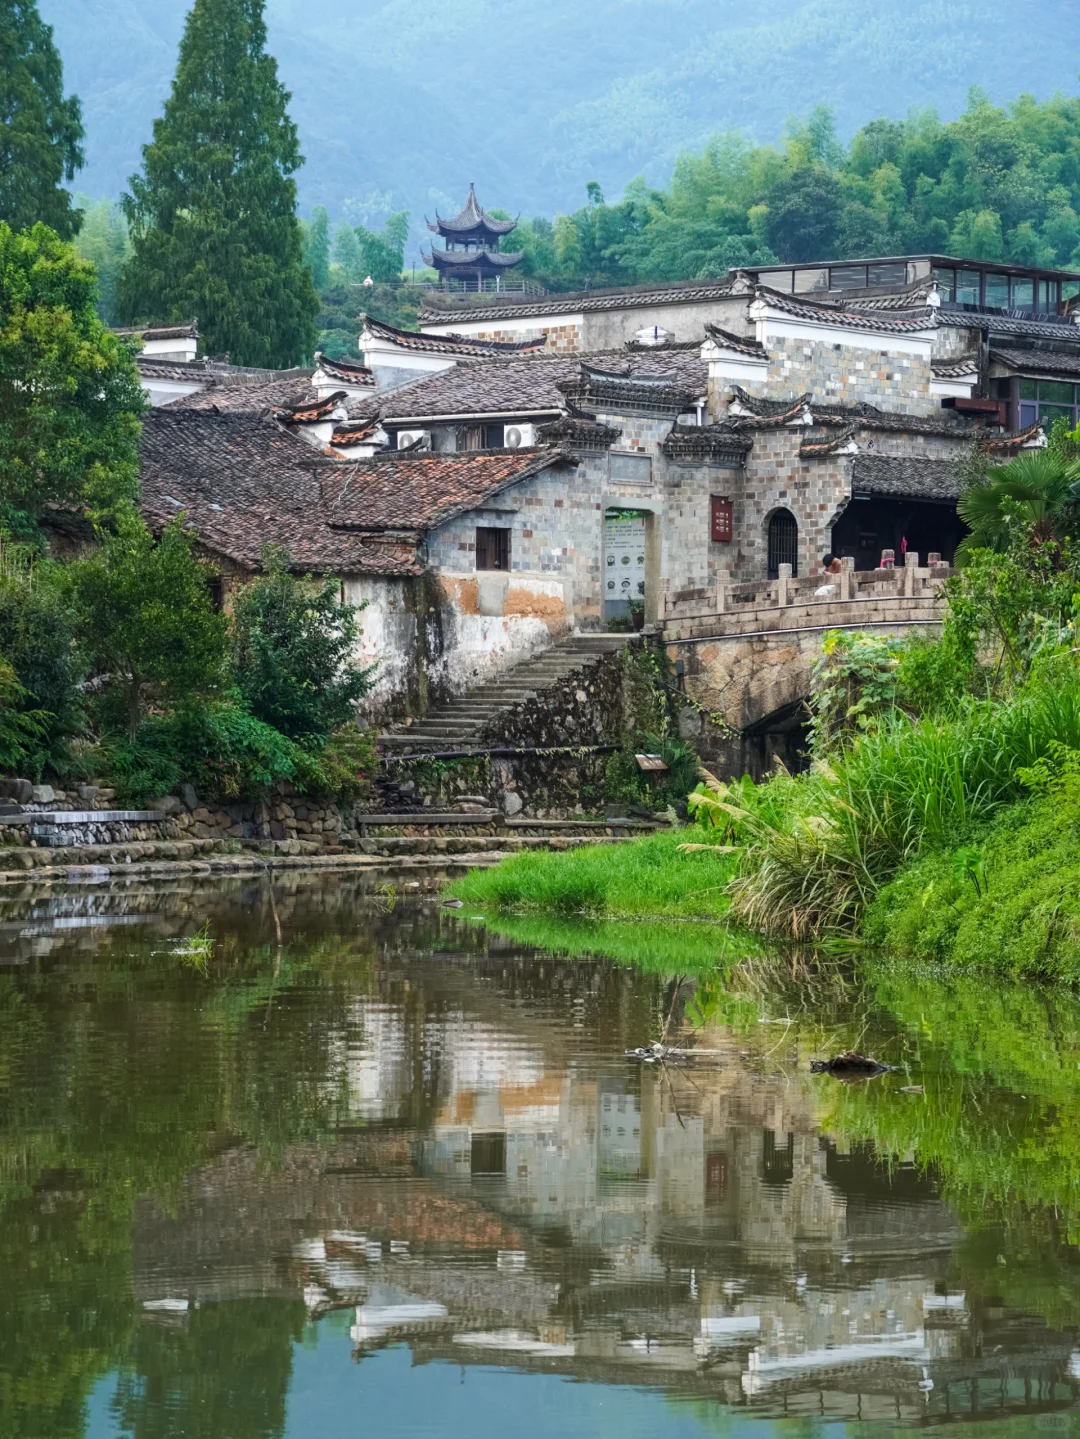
799, 423, 858, 458
754, 286, 938, 333
932, 355, 980, 378
419, 278, 736, 324
363, 314, 546, 357
313, 352, 378, 387
558, 360, 699, 416
140, 410, 423, 575
990, 347, 1080, 378
851, 454, 960, 501
625, 336, 703, 353
729, 386, 811, 417
534, 414, 622, 450
661, 423, 752, 462
703, 323, 767, 358
115, 320, 199, 342
425, 247, 525, 271
273, 392, 346, 425
428, 184, 518, 238
330, 417, 382, 448
137, 356, 212, 384
943, 309, 1080, 342
980, 420, 1045, 451
811, 399, 977, 438
322, 450, 568, 531
164, 374, 320, 415
380, 349, 707, 423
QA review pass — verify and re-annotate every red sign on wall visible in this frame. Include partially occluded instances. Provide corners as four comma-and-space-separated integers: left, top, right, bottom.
710, 496, 733, 543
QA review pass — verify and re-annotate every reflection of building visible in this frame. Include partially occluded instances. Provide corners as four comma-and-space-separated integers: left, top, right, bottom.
125, 943, 1080, 1428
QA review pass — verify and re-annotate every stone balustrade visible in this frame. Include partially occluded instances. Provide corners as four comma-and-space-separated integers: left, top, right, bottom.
661, 552, 955, 640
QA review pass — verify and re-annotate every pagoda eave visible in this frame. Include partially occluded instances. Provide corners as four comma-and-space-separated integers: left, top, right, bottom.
424, 249, 525, 274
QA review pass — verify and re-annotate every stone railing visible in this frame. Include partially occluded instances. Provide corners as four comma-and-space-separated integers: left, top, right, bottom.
663, 553, 955, 622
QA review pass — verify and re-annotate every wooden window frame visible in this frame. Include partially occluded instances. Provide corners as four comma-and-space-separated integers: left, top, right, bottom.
476, 526, 511, 571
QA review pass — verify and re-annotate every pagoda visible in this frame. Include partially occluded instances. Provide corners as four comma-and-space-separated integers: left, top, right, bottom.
423, 183, 524, 289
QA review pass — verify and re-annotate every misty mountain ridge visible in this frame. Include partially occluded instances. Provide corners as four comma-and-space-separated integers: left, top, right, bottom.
41, 0, 1080, 259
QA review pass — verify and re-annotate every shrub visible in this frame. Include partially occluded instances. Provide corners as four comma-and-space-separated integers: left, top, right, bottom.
69, 517, 228, 734
729, 672, 1080, 940
232, 547, 373, 742
0, 660, 48, 773
603, 731, 700, 809
0, 552, 84, 774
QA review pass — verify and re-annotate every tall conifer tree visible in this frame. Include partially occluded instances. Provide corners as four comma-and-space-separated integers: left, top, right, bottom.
0, 1, 84, 238
118, 0, 317, 367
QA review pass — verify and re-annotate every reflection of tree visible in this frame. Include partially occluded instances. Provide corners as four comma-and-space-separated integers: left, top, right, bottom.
111, 1301, 305, 1439
0, 923, 374, 1439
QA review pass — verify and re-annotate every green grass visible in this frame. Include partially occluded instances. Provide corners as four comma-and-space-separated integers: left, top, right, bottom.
448, 827, 738, 921
730, 674, 1080, 941
863, 786, 1080, 979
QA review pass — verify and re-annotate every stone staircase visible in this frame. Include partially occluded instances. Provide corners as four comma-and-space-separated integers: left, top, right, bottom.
380, 633, 635, 752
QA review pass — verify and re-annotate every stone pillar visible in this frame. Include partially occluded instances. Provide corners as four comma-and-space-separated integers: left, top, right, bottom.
841, 555, 855, 601
777, 562, 791, 607
904, 551, 919, 596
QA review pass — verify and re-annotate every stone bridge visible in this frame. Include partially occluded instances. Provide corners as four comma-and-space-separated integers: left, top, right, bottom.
660, 556, 951, 775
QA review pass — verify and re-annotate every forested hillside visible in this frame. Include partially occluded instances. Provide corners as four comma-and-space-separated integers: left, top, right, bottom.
511, 95, 1080, 290
39, 0, 1080, 248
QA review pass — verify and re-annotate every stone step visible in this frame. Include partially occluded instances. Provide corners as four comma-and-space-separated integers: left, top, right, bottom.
364, 834, 633, 857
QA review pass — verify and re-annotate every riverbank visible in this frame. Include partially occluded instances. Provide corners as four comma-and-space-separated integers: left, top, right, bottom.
448, 826, 738, 921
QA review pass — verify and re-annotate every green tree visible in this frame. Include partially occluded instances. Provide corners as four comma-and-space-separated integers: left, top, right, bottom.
763, 166, 842, 262
302, 203, 330, 290
118, 0, 318, 367
957, 451, 1080, 557
70, 517, 229, 735
73, 195, 131, 323
0, 222, 144, 540
355, 210, 408, 282
232, 545, 372, 741
0, 550, 84, 772
331, 218, 362, 282
0, 0, 84, 239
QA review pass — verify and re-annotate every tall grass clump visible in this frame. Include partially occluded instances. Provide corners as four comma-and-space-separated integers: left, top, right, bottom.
728, 672, 1080, 940
449, 826, 738, 921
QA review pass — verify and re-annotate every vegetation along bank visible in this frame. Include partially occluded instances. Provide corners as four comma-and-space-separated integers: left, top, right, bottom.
457, 432, 1080, 981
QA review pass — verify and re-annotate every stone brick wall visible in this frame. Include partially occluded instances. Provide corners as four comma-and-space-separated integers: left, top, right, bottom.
764, 336, 936, 413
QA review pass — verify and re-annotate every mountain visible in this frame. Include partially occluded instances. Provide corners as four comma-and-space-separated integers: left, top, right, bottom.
41, 0, 1080, 257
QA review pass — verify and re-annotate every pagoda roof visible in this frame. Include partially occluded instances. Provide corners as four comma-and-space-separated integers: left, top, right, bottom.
427, 183, 518, 239
423, 247, 525, 274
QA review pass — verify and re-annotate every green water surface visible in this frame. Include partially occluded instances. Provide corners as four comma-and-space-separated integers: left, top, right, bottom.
1, 870, 1078, 1438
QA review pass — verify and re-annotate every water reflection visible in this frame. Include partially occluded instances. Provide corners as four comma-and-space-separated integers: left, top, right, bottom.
1, 874, 1079, 1437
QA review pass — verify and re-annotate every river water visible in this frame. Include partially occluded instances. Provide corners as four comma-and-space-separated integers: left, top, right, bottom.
1, 870, 1078, 1438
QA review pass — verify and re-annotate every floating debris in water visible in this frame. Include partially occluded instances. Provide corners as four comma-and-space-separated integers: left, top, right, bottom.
810, 1050, 895, 1081
625, 1042, 725, 1065
901, 1085, 925, 1094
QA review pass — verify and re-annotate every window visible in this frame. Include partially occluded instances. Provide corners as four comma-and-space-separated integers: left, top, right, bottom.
932, 266, 956, 301
1038, 279, 1059, 312
483, 422, 505, 448
956, 270, 981, 305
762, 1129, 794, 1185
829, 264, 867, 291
767, 509, 798, 579
705, 1152, 729, 1204
1016, 378, 1080, 431
476, 526, 510, 571
867, 261, 907, 287
470, 1132, 506, 1175
206, 576, 224, 611
793, 267, 828, 293
459, 424, 484, 451
985, 273, 1009, 308
1011, 277, 1034, 311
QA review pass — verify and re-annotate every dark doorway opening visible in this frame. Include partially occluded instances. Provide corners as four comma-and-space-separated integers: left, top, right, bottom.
767, 508, 798, 578
831, 496, 966, 570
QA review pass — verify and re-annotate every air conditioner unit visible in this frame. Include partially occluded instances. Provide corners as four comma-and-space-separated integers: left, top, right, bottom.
504, 423, 537, 449
396, 430, 430, 452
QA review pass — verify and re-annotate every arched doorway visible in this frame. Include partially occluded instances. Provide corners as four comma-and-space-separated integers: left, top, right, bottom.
767, 508, 798, 579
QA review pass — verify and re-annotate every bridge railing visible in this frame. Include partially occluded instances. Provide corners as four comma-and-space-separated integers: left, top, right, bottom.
661, 554, 956, 636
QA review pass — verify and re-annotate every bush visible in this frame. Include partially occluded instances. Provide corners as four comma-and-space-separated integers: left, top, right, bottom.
729, 672, 1080, 940
603, 731, 700, 809
0, 660, 49, 773
232, 547, 373, 742
69, 517, 228, 734
0, 554, 84, 774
